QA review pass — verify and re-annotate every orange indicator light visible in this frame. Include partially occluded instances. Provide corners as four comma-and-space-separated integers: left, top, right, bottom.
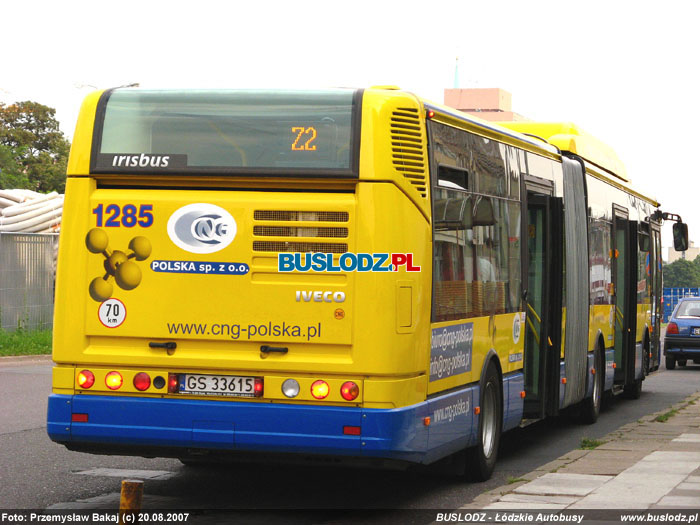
311, 380, 330, 399
562, 378, 567, 384
105, 371, 123, 390
423, 417, 431, 426
520, 391, 526, 398
474, 406, 481, 415
77, 370, 95, 389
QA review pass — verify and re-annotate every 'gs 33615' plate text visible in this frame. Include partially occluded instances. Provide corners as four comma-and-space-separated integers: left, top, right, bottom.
179, 374, 257, 397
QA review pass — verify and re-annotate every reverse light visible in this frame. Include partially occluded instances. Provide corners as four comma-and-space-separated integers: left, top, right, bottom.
77, 370, 95, 389
282, 379, 300, 398
105, 371, 123, 390
667, 322, 679, 335
340, 381, 359, 401
168, 373, 179, 393
311, 380, 330, 399
133, 372, 151, 391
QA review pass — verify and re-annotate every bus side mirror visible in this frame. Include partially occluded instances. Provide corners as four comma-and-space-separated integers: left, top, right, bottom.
673, 222, 689, 252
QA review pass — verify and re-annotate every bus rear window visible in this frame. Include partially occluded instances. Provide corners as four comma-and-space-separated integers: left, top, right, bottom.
92, 89, 359, 176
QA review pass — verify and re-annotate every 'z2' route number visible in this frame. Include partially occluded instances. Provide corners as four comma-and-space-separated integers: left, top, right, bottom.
291, 127, 317, 151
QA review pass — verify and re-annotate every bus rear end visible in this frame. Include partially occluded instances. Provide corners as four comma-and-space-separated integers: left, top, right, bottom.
47, 88, 434, 465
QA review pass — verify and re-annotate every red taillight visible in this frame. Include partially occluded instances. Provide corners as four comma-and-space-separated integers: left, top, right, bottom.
667, 322, 679, 335
133, 372, 151, 391
254, 377, 264, 397
168, 373, 179, 393
77, 370, 95, 389
72, 413, 88, 423
311, 380, 329, 399
105, 371, 123, 390
340, 381, 359, 401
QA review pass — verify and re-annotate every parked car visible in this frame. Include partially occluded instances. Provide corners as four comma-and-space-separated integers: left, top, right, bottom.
664, 296, 700, 369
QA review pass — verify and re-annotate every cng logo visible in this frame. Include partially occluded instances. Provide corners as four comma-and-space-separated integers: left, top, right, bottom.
167, 203, 237, 254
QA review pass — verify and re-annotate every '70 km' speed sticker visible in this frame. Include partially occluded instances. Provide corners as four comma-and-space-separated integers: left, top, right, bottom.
99, 298, 126, 328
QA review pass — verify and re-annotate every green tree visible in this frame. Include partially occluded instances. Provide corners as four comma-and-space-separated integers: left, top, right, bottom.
663, 257, 700, 287
0, 144, 29, 188
0, 101, 70, 192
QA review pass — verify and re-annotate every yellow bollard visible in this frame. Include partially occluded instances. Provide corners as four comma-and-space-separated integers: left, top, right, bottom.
119, 479, 143, 525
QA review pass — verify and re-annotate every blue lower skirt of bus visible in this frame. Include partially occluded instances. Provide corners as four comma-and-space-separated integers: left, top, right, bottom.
47, 372, 524, 464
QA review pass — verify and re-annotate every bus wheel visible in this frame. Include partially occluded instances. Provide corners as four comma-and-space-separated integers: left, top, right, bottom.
581, 350, 603, 424
467, 362, 502, 482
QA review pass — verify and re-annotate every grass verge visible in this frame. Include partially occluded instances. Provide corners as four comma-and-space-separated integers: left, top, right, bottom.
507, 476, 528, 484
0, 329, 52, 356
580, 437, 605, 450
655, 407, 680, 423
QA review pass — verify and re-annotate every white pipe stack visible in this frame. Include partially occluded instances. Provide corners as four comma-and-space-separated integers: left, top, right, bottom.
0, 189, 63, 233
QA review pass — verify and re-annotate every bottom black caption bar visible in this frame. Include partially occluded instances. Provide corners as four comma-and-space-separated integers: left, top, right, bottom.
2, 510, 700, 524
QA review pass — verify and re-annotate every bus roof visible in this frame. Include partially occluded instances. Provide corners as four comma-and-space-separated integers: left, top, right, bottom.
497, 121, 629, 183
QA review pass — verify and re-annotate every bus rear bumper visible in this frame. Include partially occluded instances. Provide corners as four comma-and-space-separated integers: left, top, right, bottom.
47, 393, 431, 463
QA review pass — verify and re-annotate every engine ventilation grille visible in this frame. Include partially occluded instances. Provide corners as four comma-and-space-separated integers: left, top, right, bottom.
254, 211, 348, 222
253, 226, 348, 238
253, 210, 350, 253
253, 241, 347, 253
391, 108, 428, 198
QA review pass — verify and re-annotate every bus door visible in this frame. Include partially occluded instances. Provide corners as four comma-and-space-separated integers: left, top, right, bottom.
650, 224, 662, 370
522, 178, 563, 419
612, 206, 637, 383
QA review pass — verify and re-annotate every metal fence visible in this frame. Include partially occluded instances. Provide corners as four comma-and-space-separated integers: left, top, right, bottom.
663, 287, 700, 322
0, 233, 59, 331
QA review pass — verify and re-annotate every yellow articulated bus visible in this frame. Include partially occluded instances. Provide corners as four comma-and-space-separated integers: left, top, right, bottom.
47, 87, 687, 480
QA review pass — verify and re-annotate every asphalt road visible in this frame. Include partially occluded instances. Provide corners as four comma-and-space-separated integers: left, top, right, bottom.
2, 354, 700, 518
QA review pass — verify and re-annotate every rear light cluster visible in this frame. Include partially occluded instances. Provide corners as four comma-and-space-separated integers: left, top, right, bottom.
76, 370, 167, 392
282, 379, 360, 401
667, 322, 679, 335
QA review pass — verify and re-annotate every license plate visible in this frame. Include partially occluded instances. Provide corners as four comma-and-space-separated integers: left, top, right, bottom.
180, 374, 258, 397
693, 328, 700, 336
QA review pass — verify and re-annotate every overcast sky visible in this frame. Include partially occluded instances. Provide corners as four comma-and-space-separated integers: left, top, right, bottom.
2, 0, 696, 253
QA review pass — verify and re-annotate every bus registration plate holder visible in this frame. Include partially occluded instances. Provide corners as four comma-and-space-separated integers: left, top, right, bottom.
180, 374, 257, 397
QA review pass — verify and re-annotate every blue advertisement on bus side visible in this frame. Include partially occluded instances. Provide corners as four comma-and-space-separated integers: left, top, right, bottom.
430, 322, 473, 382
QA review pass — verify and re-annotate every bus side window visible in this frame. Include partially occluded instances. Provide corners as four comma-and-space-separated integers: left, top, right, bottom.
432, 189, 521, 321
437, 165, 468, 191
433, 187, 473, 322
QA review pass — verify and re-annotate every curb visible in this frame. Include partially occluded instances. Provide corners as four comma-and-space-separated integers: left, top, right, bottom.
464, 391, 700, 509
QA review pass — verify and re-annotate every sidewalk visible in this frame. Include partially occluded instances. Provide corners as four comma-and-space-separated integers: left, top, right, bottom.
464, 392, 700, 510
0, 353, 52, 366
